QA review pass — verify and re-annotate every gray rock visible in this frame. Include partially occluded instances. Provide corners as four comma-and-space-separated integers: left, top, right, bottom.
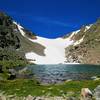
91, 76, 97, 80
94, 85, 100, 100
9, 69, 17, 75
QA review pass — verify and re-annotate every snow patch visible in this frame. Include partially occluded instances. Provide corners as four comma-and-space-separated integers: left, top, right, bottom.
68, 30, 80, 40
13, 21, 25, 37
73, 35, 85, 46
84, 24, 92, 32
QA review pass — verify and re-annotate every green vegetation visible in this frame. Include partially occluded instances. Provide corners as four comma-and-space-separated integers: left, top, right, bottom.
0, 79, 100, 97
0, 49, 25, 61
0, 60, 26, 70
0, 12, 20, 49
0, 12, 28, 79
0, 48, 27, 79
0, 60, 27, 79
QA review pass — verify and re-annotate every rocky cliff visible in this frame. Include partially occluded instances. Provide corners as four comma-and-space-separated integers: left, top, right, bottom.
65, 19, 100, 64
0, 12, 45, 61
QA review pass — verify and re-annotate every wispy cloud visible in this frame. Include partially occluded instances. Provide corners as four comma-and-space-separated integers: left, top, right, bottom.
33, 17, 77, 28
6, 11, 77, 28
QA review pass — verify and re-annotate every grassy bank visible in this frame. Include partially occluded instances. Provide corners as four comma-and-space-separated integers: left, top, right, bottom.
0, 79, 100, 97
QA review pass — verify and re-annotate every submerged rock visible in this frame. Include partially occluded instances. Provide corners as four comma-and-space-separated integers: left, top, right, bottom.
91, 76, 100, 81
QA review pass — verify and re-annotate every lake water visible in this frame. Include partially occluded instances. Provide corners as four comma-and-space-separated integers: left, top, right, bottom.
28, 64, 100, 84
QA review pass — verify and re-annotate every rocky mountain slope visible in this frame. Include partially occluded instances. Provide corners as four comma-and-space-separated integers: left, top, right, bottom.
0, 12, 23, 61
0, 12, 45, 61
64, 19, 100, 64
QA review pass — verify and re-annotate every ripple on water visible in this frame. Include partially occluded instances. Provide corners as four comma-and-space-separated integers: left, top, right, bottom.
27, 64, 100, 84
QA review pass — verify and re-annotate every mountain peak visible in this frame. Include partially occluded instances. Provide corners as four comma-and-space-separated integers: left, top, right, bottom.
96, 17, 100, 24
0, 11, 6, 16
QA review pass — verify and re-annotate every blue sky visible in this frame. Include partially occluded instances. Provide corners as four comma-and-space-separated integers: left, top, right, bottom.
0, 0, 100, 38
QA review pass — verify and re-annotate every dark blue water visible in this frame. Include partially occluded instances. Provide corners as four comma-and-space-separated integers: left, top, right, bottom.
28, 64, 100, 84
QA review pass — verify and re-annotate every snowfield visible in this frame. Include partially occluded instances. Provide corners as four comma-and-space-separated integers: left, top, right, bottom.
26, 37, 74, 64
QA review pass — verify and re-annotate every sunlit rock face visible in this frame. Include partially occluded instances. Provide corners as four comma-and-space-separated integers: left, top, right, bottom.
65, 19, 100, 64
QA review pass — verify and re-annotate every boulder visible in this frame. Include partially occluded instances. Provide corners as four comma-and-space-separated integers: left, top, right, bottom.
26, 95, 35, 100
80, 88, 93, 100
9, 69, 17, 75
94, 85, 100, 100
0, 95, 6, 100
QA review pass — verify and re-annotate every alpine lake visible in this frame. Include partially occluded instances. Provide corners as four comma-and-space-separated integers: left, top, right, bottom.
26, 64, 100, 84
